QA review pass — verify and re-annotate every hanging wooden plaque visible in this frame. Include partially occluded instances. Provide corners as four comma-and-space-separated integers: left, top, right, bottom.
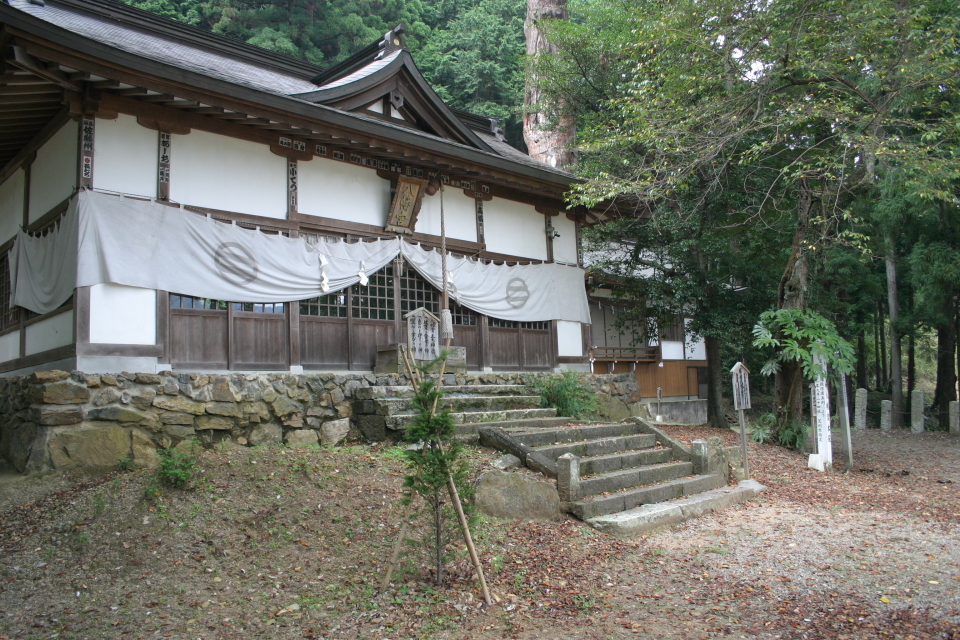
385, 176, 426, 234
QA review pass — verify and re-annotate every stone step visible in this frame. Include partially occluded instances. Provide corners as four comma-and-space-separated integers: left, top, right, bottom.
464, 417, 573, 432
578, 447, 675, 476
533, 433, 658, 461
359, 394, 542, 416
354, 384, 531, 400
506, 422, 642, 448
569, 473, 726, 520
578, 460, 693, 497
386, 407, 558, 430
587, 480, 768, 535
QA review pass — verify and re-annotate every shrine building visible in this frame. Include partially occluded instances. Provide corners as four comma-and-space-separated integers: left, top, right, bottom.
0, 0, 706, 401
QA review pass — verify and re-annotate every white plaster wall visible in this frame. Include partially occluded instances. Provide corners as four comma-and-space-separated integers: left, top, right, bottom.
298, 158, 392, 227
29, 119, 78, 222
89, 284, 156, 344
685, 319, 706, 360
661, 341, 684, 360
170, 130, 286, 218
0, 331, 19, 362
24, 310, 73, 356
0, 169, 24, 245
556, 320, 583, 357
484, 197, 547, 260
552, 215, 578, 264
93, 114, 158, 197
416, 191, 477, 242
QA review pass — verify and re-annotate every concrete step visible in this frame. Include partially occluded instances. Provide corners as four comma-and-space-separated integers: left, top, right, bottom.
359, 394, 542, 416
578, 461, 693, 497
386, 407, 558, 430
533, 433, 658, 461
505, 423, 643, 448
354, 384, 531, 400
578, 447, 674, 476
569, 473, 726, 520
587, 480, 768, 535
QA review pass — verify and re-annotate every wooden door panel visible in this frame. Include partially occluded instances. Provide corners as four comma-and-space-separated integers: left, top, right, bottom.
521, 330, 553, 371
232, 312, 288, 370
300, 319, 349, 369
452, 325, 479, 368
170, 311, 228, 369
488, 328, 520, 370
351, 321, 395, 369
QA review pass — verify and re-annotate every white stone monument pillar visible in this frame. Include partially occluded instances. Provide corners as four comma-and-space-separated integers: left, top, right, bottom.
855, 388, 868, 430
880, 400, 892, 431
808, 352, 832, 472
911, 389, 925, 433
950, 401, 959, 434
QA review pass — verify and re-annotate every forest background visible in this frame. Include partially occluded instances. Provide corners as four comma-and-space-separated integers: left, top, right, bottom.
120, 0, 960, 437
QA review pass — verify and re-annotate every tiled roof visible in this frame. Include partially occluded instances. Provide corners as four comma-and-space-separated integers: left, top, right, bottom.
316, 51, 401, 90
474, 132, 572, 179
10, 0, 320, 96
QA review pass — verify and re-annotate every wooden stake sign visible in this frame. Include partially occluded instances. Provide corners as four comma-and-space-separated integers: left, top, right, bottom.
730, 362, 751, 479
385, 176, 426, 234
405, 307, 440, 361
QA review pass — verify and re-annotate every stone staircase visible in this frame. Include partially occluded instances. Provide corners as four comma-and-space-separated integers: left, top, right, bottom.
352, 382, 764, 534
479, 418, 765, 534
352, 384, 566, 442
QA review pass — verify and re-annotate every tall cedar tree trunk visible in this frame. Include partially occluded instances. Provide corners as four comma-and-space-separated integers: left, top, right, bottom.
879, 303, 888, 391
774, 179, 812, 434
934, 312, 957, 429
857, 334, 868, 390
907, 332, 915, 408
523, 0, 575, 167
705, 335, 724, 428
885, 237, 903, 428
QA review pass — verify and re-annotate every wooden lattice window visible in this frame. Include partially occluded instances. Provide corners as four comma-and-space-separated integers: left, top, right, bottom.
300, 292, 347, 318
399, 265, 439, 314
352, 265, 394, 320
170, 295, 227, 310
490, 318, 518, 329
520, 321, 550, 331
0, 251, 19, 332
399, 264, 477, 325
232, 302, 285, 313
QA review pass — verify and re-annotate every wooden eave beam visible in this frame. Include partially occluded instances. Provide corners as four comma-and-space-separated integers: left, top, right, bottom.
11, 36, 570, 198
4, 45, 80, 91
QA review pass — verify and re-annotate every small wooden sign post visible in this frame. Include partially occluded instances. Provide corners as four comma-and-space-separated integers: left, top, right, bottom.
656, 386, 663, 421
837, 372, 853, 469
730, 362, 751, 479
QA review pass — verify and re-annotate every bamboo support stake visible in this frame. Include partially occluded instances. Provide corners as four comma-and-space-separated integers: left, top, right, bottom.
399, 344, 419, 393
381, 491, 417, 590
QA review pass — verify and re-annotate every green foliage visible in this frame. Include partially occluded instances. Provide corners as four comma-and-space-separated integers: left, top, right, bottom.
155, 446, 198, 489
748, 414, 774, 444
776, 419, 807, 451
115, 456, 133, 472
528, 371, 598, 419
752, 309, 855, 381
401, 353, 473, 586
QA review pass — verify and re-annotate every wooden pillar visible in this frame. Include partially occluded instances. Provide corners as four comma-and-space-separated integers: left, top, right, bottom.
156, 290, 169, 365
287, 229, 301, 370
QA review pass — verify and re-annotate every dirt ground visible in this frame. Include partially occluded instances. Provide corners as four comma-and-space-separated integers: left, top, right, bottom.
0, 427, 958, 640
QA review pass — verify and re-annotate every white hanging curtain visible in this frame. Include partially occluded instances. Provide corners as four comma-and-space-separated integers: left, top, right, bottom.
10, 190, 590, 324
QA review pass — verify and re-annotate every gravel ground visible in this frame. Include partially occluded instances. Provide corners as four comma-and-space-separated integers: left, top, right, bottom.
0, 428, 958, 640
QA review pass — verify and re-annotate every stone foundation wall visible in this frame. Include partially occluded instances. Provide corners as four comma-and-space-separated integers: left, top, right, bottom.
0, 370, 639, 474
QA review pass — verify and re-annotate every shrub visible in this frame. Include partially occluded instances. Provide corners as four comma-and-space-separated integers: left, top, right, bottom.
776, 419, 807, 450
156, 447, 197, 489
529, 371, 598, 419
748, 413, 776, 444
